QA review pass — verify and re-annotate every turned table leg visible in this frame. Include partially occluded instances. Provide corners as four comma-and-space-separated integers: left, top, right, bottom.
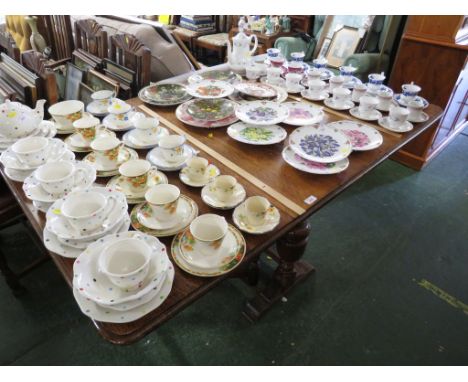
243, 220, 315, 322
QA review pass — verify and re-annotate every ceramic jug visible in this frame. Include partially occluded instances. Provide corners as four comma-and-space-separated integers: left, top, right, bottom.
227, 19, 258, 71
0, 99, 46, 138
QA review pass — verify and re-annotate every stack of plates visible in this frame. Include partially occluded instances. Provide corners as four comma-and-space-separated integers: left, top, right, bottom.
175, 98, 239, 128
282, 125, 353, 175
188, 70, 242, 84
43, 187, 130, 258
72, 231, 174, 323
171, 224, 246, 277
139, 83, 192, 106
229, 81, 288, 104
0, 138, 74, 182
185, 80, 234, 99
0, 120, 57, 152
326, 121, 383, 151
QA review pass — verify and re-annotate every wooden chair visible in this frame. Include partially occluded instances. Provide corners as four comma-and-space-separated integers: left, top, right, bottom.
74, 18, 108, 59
0, 29, 20, 62
109, 33, 151, 89
40, 15, 74, 60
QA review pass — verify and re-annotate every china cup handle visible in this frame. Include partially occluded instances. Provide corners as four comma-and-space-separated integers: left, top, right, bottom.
101, 195, 119, 229
72, 168, 88, 187
249, 35, 258, 56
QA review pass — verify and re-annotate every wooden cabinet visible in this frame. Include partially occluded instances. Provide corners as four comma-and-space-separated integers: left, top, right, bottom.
390, 16, 468, 170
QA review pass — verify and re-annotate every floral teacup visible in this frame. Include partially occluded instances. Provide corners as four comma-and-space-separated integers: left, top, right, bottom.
213, 175, 237, 203
73, 115, 101, 143
187, 214, 228, 257
159, 135, 186, 163
145, 184, 180, 223
90, 136, 123, 170
118, 159, 152, 194
245, 196, 271, 226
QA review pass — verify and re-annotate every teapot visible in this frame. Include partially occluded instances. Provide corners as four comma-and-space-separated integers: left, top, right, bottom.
227, 19, 258, 72
0, 99, 46, 139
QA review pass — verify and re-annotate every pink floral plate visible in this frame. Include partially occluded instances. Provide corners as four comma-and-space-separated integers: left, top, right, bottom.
175, 101, 239, 128
326, 120, 383, 151
282, 145, 349, 175
283, 102, 324, 126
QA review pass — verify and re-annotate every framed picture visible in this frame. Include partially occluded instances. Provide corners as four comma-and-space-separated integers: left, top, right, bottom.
104, 59, 136, 85
78, 82, 94, 105
318, 38, 332, 58
64, 63, 84, 100
86, 69, 120, 95
325, 26, 362, 68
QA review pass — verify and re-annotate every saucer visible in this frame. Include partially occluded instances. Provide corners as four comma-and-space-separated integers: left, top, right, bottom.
86, 101, 109, 117
342, 76, 362, 89
286, 84, 305, 94
136, 203, 183, 230
23, 161, 97, 203
365, 84, 393, 96
103, 111, 137, 131
33, 200, 53, 213
122, 127, 169, 150
233, 202, 280, 235
230, 84, 288, 104
349, 107, 382, 121
65, 129, 116, 153
171, 224, 245, 277
301, 89, 329, 101
146, 144, 195, 171
394, 94, 429, 109
378, 117, 414, 133
227, 122, 287, 145
259, 76, 287, 89
83, 147, 139, 176
179, 164, 220, 187
201, 183, 246, 210
282, 145, 349, 175
130, 195, 198, 237
319, 68, 334, 81
326, 120, 383, 151
324, 98, 355, 111
106, 167, 168, 204
376, 100, 399, 112
408, 112, 429, 123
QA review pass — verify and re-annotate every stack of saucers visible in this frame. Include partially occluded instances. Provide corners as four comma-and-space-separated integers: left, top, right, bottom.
0, 137, 74, 182
72, 231, 174, 323
175, 98, 239, 128
146, 134, 196, 171
230, 81, 288, 104
139, 83, 192, 107
23, 160, 97, 213
171, 214, 246, 277
282, 125, 353, 175
122, 113, 169, 150
43, 187, 130, 258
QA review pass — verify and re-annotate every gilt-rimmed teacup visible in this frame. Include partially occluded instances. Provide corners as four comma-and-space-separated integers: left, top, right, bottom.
73, 115, 101, 143
329, 75, 345, 91
368, 73, 386, 92
90, 137, 123, 169
11, 136, 50, 166
352, 83, 368, 102
99, 238, 151, 291
332, 87, 351, 107
35, 161, 87, 196
213, 175, 237, 203
307, 79, 326, 98
107, 100, 132, 126
377, 90, 394, 110
189, 213, 228, 256
307, 67, 322, 82
285, 73, 302, 92
91, 90, 115, 106
245, 196, 271, 227
402, 83, 421, 102
407, 99, 425, 121
131, 113, 160, 143
358, 96, 379, 117
145, 184, 180, 222
159, 135, 186, 163
118, 159, 152, 194
389, 106, 410, 127
48, 100, 84, 130
186, 157, 209, 182
339, 65, 357, 82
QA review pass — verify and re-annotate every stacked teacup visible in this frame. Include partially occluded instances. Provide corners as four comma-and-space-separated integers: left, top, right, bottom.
72, 230, 174, 323
146, 134, 195, 171
43, 187, 130, 258
378, 105, 413, 133
122, 113, 169, 149
102, 99, 136, 132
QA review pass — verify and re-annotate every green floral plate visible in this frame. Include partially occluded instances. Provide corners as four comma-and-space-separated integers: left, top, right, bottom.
186, 98, 236, 121
139, 83, 192, 106
227, 122, 287, 145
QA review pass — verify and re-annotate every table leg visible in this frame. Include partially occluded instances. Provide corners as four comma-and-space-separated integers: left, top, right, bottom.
243, 220, 315, 322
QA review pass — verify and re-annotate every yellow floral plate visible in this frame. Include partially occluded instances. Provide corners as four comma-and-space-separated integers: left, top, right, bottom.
130, 195, 198, 237
171, 224, 246, 277
227, 122, 287, 145
83, 147, 139, 177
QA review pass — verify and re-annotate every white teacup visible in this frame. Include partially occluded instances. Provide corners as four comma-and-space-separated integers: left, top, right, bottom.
213, 175, 237, 203
61, 190, 117, 232
307, 67, 322, 82
339, 65, 357, 82
352, 83, 368, 102
358, 96, 379, 117
254, 61, 267, 76
131, 113, 160, 144
389, 106, 410, 127
99, 238, 151, 291
246, 64, 261, 80
377, 91, 394, 111
90, 137, 123, 169
329, 75, 345, 91
245, 196, 271, 227
118, 159, 152, 194
185, 157, 209, 182
158, 135, 186, 163
402, 82, 421, 102
267, 66, 282, 84
35, 161, 87, 195
107, 100, 132, 127
407, 99, 425, 121
91, 90, 115, 106
11, 136, 50, 166
48, 100, 84, 130
368, 72, 386, 92
312, 57, 327, 70
332, 87, 351, 107
285, 73, 302, 91
73, 115, 101, 143
189, 214, 228, 256
145, 184, 180, 222
307, 79, 326, 97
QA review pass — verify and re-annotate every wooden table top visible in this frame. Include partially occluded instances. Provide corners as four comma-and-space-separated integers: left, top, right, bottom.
0, 72, 443, 344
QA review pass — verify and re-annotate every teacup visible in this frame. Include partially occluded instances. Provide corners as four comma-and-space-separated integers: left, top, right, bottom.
290, 51, 305, 62
402, 82, 421, 102
307, 79, 326, 98
145, 184, 180, 222
246, 64, 261, 80
61, 190, 117, 232
73, 115, 101, 143
245, 196, 271, 227
185, 156, 209, 182
332, 87, 351, 107
377, 90, 394, 111
158, 135, 186, 163
312, 57, 327, 70
407, 99, 425, 121
213, 175, 237, 203
269, 56, 285, 68
352, 83, 368, 103
358, 96, 379, 117
254, 61, 267, 76
99, 238, 151, 291
267, 66, 282, 84
35, 161, 87, 195
266, 48, 281, 59
307, 67, 322, 82
48, 100, 84, 130
389, 106, 410, 127
90, 136, 123, 169
91, 90, 115, 107
11, 136, 50, 166
189, 214, 228, 256
285, 73, 302, 91
329, 75, 345, 91
107, 100, 132, 126
368, 72, 386, 92
118, 159, 152, 194
339, 65, 357, 82
131, 113, 160, 144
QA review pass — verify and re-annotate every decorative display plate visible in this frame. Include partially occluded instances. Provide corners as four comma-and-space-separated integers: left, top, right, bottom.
300, 89, 329, 102
139, 83, 191, 106
64, 129, 116, 153
283, 102, 324, 126
186, 80, 234, 99
232, 202, 280, 235
234, 82, 277, 99
378, 117, 414, 133
289, 125, 352, 163
282, 145, 349, 175
229, 84, 287, 104
179, 164, 220, 187
349, 107, 382, 122
394, 94, 429, 109
326, 120, 383, 151
106, 167, 168, 204
102, 111, 137, 132
227, 122, 287, 145
324, 98, 355, 111
171, 225, 246, 277
122, 127, 169, 150
201, 182, 246, 210
188, 70, 242, 84
146, 145, 195, 171
235, 100, 289, 126
185, 98, 236, 121
83, 147, 139, 176
130, 195, 198, 237
175, 102, 238, 128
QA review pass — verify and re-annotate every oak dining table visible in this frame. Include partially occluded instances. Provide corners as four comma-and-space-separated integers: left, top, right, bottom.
0, 63, 443, 344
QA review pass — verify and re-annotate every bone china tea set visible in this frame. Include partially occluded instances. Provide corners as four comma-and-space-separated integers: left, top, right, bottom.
0, 49, 431, 323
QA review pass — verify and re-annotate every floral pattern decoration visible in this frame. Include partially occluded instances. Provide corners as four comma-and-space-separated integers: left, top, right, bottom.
196, 85, 223, 97
146, 84, 187, 102
341, 129, 370, 148
126, 173, 148, 190
80, 127, 96, 141
289, 107, 313, 120
246, 106, 278, 122
187, 99, 234, 120
66, 111, 83, 122
299, 134, 340, 158
104, 146, 120, 161
240, 127, 274, 142
293, 154, 337, 169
